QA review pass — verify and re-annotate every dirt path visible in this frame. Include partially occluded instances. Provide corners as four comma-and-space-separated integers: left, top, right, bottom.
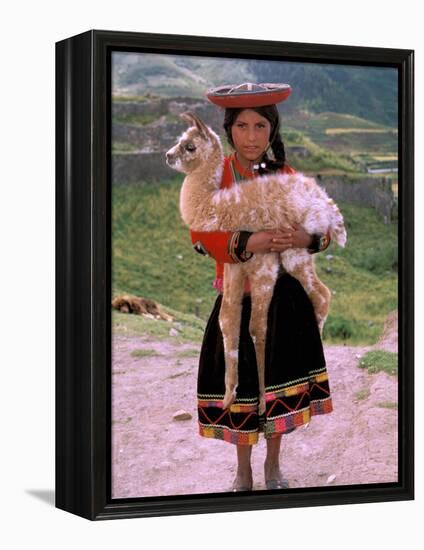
111, 315, 398, 498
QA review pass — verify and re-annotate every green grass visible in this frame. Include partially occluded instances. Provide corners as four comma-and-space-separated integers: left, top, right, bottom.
112, 177, 218, 320
319, 202, 397, 344
335, 202, 398, 274
112, 416, 133, 425
355, 388, 371, 401
377, 401, 398, 409
112, 307, 205, 344
176, 348, 201, 358
130, 348, 161, 358
358, 350, 398, 376
112, 94, 151, 103
112, 179, 397, 345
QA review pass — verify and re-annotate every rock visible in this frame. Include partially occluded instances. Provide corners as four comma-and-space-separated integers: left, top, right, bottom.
173, 410, 192, 421
152, 461, 172, 471
326, 254, 334, 261
169, 328, 179, 337
326, 474, 337, 484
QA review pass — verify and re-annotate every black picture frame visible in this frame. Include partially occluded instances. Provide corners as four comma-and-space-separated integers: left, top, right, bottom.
55, 29, 414, 521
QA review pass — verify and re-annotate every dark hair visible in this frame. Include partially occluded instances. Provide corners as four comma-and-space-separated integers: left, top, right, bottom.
223, 104, 286, 174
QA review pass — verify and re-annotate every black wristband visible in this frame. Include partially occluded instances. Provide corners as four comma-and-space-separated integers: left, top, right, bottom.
307, 234, 320, 254
236, 231, 254, 261
228, 231, 254, 262
307, 233, 330, 254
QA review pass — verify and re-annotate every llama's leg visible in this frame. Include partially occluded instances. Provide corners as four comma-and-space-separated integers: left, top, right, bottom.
219, 264, 246, 409
315, 283, 332, 335
280, 249, 331, 334
247, 256, 279, 415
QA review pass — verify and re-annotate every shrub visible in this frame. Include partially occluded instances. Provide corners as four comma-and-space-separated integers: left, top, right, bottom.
323, 315, 354, 340
358, 350, 398, 376
356, 242, 398, 274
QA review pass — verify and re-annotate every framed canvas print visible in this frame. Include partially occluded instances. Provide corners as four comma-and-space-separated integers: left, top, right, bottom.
55, 29, 414, 520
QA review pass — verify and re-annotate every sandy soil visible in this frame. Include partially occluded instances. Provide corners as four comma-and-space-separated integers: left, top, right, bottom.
111, 312, 398, 498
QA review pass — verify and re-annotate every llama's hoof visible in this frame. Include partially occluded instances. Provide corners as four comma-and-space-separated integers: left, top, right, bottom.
317, 315, 327, 336
222, 390, 236, 410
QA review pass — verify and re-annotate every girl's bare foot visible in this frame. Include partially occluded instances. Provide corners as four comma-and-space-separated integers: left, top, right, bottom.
231, 466, 253, 491
264, 436, 289, 489
232, 444, 253, 491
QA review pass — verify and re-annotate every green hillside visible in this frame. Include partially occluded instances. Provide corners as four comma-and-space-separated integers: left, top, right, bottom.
112, 53, 254, 98
112, 53, 398, 127
112, 177, 398, 345
248, 61, 398, 127
282, 112, 398, 155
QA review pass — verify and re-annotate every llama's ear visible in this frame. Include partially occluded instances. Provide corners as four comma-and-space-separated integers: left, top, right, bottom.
180, 111, 209, 140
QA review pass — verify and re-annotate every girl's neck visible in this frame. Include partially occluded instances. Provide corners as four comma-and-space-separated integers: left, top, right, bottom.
234, 151, 259, 172
230, 154, 253, 181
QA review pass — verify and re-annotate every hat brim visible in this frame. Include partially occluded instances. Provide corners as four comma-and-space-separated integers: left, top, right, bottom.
206, 84, 292, 108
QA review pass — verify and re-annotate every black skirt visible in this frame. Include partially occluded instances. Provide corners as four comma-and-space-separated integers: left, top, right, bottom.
197, 273, 333, 445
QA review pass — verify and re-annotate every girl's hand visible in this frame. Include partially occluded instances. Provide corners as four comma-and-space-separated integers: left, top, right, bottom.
246, 223, 313, 253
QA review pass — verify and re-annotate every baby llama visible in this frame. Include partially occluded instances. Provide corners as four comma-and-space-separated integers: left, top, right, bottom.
166, 112, 347, 415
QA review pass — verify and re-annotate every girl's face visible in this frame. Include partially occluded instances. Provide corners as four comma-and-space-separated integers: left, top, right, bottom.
231, 109, 272, 167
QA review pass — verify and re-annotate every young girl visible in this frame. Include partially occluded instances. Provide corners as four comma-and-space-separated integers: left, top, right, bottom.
190, 83, 332, 491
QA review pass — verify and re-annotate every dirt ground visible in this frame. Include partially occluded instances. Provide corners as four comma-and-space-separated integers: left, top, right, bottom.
111, 312, 398, 498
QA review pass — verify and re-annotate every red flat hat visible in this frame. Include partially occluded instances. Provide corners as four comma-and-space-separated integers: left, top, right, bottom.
206, 82, 292, 108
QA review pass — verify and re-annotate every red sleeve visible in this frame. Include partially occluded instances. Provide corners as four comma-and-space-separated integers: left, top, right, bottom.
282, 163, 297, 175
190, 229, 238, 264
188, 157, 239, 265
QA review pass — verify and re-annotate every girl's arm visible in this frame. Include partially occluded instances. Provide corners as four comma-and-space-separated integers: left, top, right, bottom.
190, 229, 253, 263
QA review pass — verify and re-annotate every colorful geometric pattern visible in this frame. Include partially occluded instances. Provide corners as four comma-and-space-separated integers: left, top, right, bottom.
197, 366, 332, 446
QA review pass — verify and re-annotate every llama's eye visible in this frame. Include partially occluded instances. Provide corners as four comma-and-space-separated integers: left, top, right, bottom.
185, 143, 196, 152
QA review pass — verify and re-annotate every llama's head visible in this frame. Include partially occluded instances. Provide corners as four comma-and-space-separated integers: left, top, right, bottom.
166, 112, 223, 174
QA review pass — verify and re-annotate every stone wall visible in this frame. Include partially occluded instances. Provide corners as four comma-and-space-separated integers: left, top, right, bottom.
112, 97, 223, 153
112, 151, 176, 183
316, 175, 397, 223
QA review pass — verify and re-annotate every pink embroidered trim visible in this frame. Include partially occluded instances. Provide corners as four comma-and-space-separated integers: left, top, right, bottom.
213, 277, 252, 294
212, 277, 223, 293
